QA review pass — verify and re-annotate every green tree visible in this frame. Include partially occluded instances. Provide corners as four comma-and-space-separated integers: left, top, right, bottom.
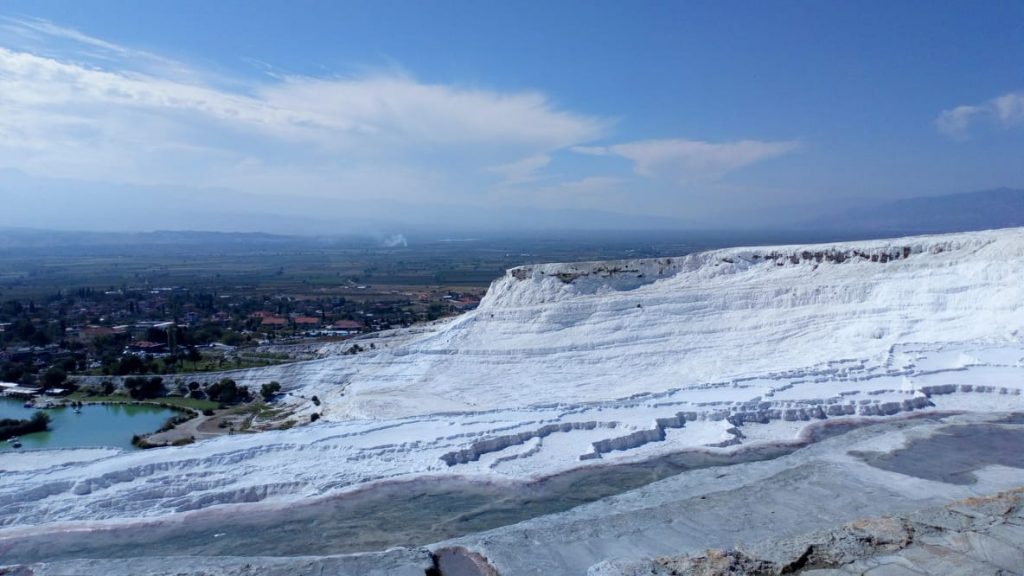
186, 347, 203, 369
116, 354, 147, 376
260, 381, 281, 401
125, 376, 165, 399
41, 367, 67, 389
207, 378, 250, 404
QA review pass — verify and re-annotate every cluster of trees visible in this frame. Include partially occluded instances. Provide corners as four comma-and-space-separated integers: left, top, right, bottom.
95, 346, 205, 376
124, 376, 166, 400
0, 360, 33, 385
260, 381, 281, 401
85, 377, 281, 408
41, 366, 72, 389
206, 378, 252, 404
0, 318, 59, 347
105, 353, 158, 376
0, 301, 60, 348
180, 378, 252, 405
0, 412, 51, 441
0, 357, 82, 389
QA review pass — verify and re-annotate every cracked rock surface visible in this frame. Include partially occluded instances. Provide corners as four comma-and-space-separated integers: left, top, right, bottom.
592, 488, 1024, 575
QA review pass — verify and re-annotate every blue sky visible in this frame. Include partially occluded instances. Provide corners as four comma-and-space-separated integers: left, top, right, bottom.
0, 0, 1022, 233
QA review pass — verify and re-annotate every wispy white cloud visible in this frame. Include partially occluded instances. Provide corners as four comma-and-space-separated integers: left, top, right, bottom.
937, 91, 1024, 138
0, 18, 802, 230
258, 76, 605, 149
573, 138, 799, 183
486, 154, 552, 184
0, 18, 607, 201
0, 47, 604, 151
1, 16, 130, 56
0, 15, 193, 78
936, 105, 983, 139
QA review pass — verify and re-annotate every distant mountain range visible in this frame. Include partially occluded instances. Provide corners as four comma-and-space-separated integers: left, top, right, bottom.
0, 228, 305, 249
0, 188, 1021, 249
801, 188, 1024, 235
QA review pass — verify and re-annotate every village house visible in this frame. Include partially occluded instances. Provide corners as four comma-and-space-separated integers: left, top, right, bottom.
260, 316, 288, 328
330, 320, 365, 333
124, 341, 168, 355
0, 381, 41, 398
77, 325, 124, 342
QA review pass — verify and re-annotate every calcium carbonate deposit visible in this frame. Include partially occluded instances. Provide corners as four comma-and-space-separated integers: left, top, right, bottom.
2, 228, 1023, 538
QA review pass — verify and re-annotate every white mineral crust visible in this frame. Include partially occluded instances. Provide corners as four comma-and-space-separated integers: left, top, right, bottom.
2, 228, 1023, 531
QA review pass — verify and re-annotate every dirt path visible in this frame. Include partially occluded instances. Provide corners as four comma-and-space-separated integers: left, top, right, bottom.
144, 406, 262, 446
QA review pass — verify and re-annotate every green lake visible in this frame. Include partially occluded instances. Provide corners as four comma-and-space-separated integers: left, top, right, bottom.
0, 398, 178, 452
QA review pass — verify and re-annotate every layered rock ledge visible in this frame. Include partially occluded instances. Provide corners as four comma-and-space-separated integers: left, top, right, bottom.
593, 488, 1024, 575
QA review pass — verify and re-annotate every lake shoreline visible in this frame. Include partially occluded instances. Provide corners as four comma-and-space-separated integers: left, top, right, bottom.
0, 397, 182, 453
8, 393, 299, 450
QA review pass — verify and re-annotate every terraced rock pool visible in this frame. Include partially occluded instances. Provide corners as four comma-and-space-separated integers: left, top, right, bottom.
0, 423, 854, 564
4, 415, 1022, 567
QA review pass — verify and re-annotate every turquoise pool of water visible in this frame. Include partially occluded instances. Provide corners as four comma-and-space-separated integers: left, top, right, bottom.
0, 397, 179, 452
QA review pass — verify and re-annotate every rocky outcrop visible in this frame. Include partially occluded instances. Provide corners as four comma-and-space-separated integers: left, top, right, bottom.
500, 233, 998, 295
429, 546, 501, 576
440, 421, 616, 466
592, 488, 1024, 575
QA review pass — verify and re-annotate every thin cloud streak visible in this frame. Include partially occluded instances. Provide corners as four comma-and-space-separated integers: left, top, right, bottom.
2, 16, 131, 57
937, 91, 1024, 138
573, 138, 799, 183
486, 154, 552, 184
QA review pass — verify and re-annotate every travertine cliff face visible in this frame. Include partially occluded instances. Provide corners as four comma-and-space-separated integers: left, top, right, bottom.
3, 229, 1024, 556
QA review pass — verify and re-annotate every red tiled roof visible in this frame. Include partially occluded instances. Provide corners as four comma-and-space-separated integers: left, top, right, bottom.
130, 341, 165, 349
331, 320, 365, 330
81, 326, 118, 336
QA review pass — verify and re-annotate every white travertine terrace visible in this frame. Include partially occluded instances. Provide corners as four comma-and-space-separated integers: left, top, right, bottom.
2, 228, 1023, 531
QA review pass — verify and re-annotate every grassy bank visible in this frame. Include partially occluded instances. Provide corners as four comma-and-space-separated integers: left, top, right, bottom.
65, 392, 220, 412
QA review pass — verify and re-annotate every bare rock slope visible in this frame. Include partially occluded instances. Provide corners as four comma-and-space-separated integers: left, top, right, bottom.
595, 488, 1024, 576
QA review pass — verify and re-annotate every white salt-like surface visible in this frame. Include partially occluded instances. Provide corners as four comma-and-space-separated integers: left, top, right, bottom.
0, 448, 122, 472
2, 228, 1023, 532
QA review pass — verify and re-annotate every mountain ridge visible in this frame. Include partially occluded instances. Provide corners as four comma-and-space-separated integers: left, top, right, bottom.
800, 187, 1024, 234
